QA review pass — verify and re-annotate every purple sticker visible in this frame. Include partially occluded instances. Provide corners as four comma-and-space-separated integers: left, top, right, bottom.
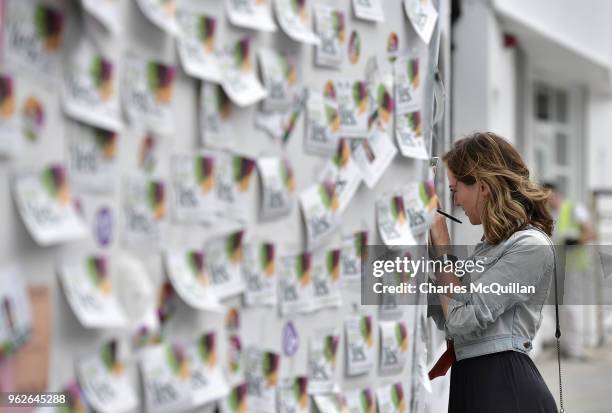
282, 321, 299, 356
95, 207, 113, 247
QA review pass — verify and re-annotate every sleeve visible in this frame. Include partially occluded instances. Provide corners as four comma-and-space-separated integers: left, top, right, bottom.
443, 236, 554, 337
427, 287, 447, 331
573, 203, 590, 224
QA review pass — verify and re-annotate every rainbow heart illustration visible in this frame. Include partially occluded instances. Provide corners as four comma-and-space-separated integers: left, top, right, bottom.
279, 53, 297, 85
197, 15, 216, 53
260, 243, 275, 277
0, 75, 15, 119
292, 377, 308, 408
377, 84, 394, 123
323, 81, 336, 101
408, 58, 420, 89
233, 38, 252, 72
94, 128, 117, 160
391, 383, 405, 412
291, 0, 307, 22
387, 32, 399, 54
352, 81, 368, 114
42, 164, 69, 206
360, 388, 375, 413
262, 351, 280, 386
355, 231, 368, 261
407, 111, 422, 136
228, 335, 242, 373
331, 11, 345, 42
295, 252, 311, 286
139, 134, 156, 173
226, 307, 240, 330
326, 249, 341, 281
147, 62, 176, 104
195, 155, 215, 193
420, 179, 438, 210
147, 181, 165, 220
360, 315, 373, 347
226, 231, 244, 263
198, 332, 217, 367
348, 31, 361, 64
325, 104, 340, 133
187, 250, 207, 285
323, 334, 339, 367
333, 138, 351, 168
101, 340, 123, 376
91, 56, 113, 101
157, 282, 175, 324
167, 342, 189, 380
22, 96, 44, 142
232, 156, 256, 192
86, 255, 111, 295
391, 195, 406, 225
34, 4, 64, 51
228, 383, 248, 413
395, 322, 408, 351
216, 86, 233, 119
280, 159, 296, 192
319, 180, 339, 212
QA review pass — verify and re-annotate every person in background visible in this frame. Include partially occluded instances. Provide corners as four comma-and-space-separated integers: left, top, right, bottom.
543, 182, 597, 359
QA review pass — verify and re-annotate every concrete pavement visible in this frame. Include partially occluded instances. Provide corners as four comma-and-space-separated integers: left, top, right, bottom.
535, 344, 612, 413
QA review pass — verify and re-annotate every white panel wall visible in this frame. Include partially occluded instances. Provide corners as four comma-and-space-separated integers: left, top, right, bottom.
0, 1, 448, 411
587, 96, 612, 190
493, 0, 612, 68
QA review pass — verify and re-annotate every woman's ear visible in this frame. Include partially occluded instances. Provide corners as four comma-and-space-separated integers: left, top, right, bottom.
480, 181, 491, 198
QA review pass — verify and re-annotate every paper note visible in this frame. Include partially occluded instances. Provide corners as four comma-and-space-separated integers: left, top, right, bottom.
62, 38, 122, 131
227, 0, 277, 32
13, 164, 88, 246
176, 10, 222, 83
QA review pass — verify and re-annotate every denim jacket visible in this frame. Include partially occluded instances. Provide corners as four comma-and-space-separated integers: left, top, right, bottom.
427, 225, 555, 361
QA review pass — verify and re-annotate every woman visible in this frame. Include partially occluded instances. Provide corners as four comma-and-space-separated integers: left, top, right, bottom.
428, 132, 559, 412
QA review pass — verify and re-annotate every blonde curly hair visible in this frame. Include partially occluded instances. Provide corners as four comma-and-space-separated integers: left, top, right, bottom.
442, 132, 553, 244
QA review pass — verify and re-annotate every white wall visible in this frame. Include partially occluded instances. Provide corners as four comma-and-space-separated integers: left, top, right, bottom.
493, 0, 612, 69
587, 96, 612, 190
450, 0, 489, 245
451, 0, 517, 244
487, 16, 516, 143
1, 0, 446, 407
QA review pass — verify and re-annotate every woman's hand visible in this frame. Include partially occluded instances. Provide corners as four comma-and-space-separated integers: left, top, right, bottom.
429, 199, 451, 247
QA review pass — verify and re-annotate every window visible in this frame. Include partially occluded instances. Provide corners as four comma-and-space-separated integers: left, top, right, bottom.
556, 90, 568, 123
556, 132, 567, 165
531, 81, 581, 200
535, 84, 550, 120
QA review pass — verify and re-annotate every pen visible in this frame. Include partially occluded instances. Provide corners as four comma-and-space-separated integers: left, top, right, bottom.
436, 208, 462, 224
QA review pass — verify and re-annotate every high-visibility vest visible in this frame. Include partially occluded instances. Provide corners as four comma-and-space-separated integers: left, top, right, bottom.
556, 200, 589, 272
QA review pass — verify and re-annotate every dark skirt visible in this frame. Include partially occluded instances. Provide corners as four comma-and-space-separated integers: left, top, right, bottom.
448, 350, 558, 413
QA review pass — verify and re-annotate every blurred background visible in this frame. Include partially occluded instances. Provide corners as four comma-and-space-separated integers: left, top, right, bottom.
450, 1, 612, 412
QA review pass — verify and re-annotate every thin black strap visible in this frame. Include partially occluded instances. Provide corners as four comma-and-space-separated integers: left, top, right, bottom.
530, 226, 564, 412
551, 244, 565, 413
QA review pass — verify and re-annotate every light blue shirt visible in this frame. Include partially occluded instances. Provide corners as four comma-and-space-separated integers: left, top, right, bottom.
428, 225, 555, 360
